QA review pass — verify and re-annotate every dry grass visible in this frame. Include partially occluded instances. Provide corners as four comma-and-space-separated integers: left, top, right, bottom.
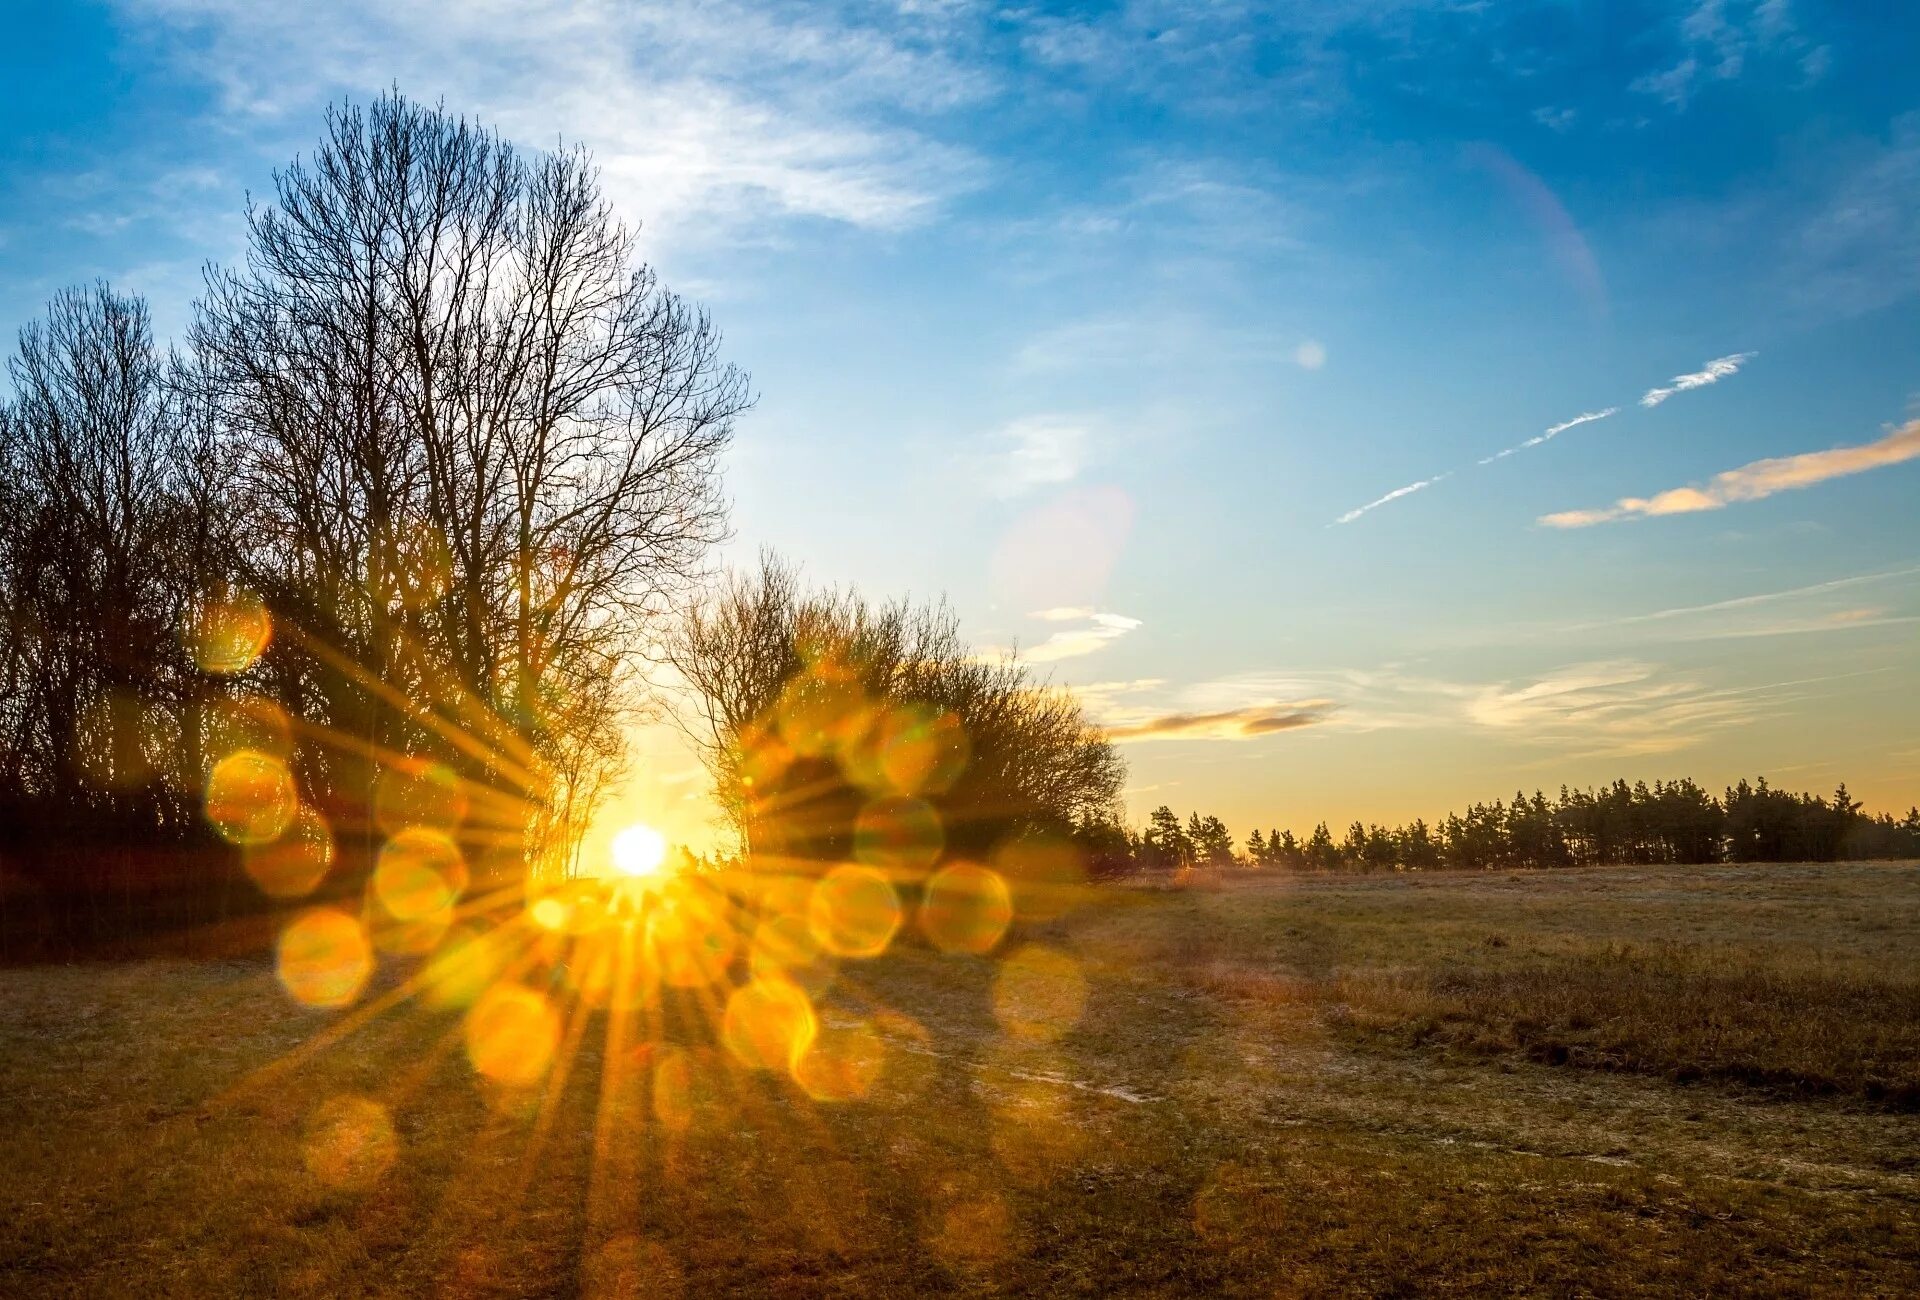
1329, 946, 1920, 1106
2, 860, 1918, 1296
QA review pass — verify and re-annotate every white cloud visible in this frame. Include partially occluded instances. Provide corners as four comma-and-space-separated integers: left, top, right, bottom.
980, 415, 1092, 497
1156, 658, 1797, 758
1631, 56, 1701, 110
1294, 339, 1326, 370
1541, 418, 1920, 527
1023, 611, 1142, 663
1640, 352, 1753, 407
113, 0, 985, 254
1632, 0, 1818, 112
1332, 472, 1450, 525
1594, 564, 1920, 630
1479, 407, 1618, 464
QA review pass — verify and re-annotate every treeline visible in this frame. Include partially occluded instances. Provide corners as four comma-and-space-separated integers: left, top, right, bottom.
1082, 778, 1920, 875
0, 94, 744, 951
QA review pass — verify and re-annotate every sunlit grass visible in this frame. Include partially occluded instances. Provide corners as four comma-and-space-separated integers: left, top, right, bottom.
3, 860, 1918, 1295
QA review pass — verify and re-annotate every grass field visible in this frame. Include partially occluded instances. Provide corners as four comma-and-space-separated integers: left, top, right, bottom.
3, 860, 1918, 1297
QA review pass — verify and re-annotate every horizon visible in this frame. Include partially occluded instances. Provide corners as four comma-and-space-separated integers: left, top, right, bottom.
6, 2, 1920, 866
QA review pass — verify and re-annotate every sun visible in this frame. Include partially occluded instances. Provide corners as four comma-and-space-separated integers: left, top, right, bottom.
610, 823, 670, 879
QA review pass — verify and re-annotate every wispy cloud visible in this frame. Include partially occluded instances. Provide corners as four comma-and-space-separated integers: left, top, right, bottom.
1460, 659, 1770, 754
1332, 472, 1450, 525
1025, 611, 1142, 663
1106, 704, 1333, 743
1344, 345, 1756, 523
1148, 656, 1824, 758
115, 0, 984, 254
981, 415, 1091, 497
1541, 418, 1920, 527
980, 611, 1142, 665
1479, 408, 1618, 464
1596, 564, 1920, 629
1640, 352, 1754, 407
1631, 0, 1820, 112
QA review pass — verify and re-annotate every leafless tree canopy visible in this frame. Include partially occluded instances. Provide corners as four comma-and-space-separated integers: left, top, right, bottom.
189, 93, 749, 876
666, 553, 1125, 864
0, 93, 747, 946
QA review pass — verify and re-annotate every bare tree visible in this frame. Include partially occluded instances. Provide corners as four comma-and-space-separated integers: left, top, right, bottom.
188, 93, 748, 881
666, 553, 1125, 866
0, 284, 208, 819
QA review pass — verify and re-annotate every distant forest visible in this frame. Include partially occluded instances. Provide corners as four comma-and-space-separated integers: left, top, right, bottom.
1086, 778, 1920, 875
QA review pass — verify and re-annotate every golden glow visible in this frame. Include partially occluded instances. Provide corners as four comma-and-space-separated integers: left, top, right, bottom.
807, 865, 903, 960
853, 795, 944, 871
991, 945, 1088, 1042
750, 911, 837, 996
204, 748, 297, 846
374, 828, 468, 920
721, 975, 817, 1073
871, 703, 969, 795
793, 1020, 885, 1102
610, 823, 669, 878
465, 984, 560, 1087
651, 1046, 696, 1133
302, 1095, 396, 1188
187, 588, 272, 676
276, 908, 373, 1009
420, 925, 510, 1009
919, 863, 1013, 955
242, 804, 334, 898
372, 759, 468, 836
648, 884, 736, 988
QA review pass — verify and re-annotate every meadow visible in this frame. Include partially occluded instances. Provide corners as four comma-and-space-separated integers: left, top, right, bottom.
3, 859, 1918, 1297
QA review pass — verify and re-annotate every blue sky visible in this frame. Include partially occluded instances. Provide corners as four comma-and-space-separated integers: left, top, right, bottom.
4, 1, 1918, 849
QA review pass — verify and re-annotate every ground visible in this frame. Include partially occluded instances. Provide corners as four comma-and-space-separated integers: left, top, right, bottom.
3, 860, 1918, 1297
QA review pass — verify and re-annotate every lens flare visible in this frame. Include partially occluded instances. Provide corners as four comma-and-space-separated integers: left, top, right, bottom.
991, 830, 1086, 921
302, 1095, 397, 1189
853, 796, 944, 872
373, 827, 468, 920
465, 984, 560, 1087
187, 588, 272, 675
721, 976, 818, 1073
373, 759, 468, 836
185, 697, 293, 792
872, 704, 969, 795
808, 865, 903, 960
773, 662, 869, 758
649, 883, 736, 987
277, 908, 374, 1009
651, 1046, 696, 1133
611, 823, 668, 878
793, 1021, 885, 1102
421, 924, 510, 1009
205, 748, 297, 846
991, 945, 1088, 1042
750, 912, 837, 996
243, 804, 334, 898
919, 863, 1013, 955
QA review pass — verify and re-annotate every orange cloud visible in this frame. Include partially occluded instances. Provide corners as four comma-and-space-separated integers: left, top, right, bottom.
1541, 419, 1920, 527
1106, 704, 1332, 742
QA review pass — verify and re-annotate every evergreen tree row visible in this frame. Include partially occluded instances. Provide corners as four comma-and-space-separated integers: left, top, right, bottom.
1074, 777, 1920, 875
